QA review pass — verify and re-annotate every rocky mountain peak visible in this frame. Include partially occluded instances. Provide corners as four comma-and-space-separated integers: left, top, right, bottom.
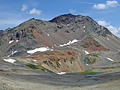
49, 13, 83, 24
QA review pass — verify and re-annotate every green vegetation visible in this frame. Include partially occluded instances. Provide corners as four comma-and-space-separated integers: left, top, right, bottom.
26, 64, 39, 69
69, 57, 75, 64
101, 66, 120, 70
67, 51, 73, 55
43, 60, 56, 69
85, 56, 96, 64
38, 64, 53, 72
81, 35, 101, 48
89, 53, 99, 57
64, 58, 67, 62
81, 70, 102, 75
82, 70, 96, 73
56, 61, 61, 68
26, 63, 53, 72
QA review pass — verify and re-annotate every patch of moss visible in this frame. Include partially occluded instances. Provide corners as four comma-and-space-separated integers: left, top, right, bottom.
56, 61, 61, 68
26, 63, 53, 72
64, 58, 67, 62
43, 60, 56, 69
101, 66, 120, 70
81, 35, 101, 48
89, 53, 98, 57
67, 51, 73, 55
69, 57, 75, 64
37, 63, 53, 72
26, 64, 39, 69
86, 56, 96, 64
82, 70, 96, 73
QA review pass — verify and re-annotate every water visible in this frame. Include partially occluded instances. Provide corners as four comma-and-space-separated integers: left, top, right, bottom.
80, 72, 102, 76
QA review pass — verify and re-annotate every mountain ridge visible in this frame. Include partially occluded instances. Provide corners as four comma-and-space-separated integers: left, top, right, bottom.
0, 13, 120, 57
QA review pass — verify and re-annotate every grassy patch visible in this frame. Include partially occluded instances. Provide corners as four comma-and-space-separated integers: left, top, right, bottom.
89, 53, 99, 57
85, 56, 96, 64
26, 63, 53, 72
69, 57, 75, 64
43, 60, 56, 69
82, 70, 96, 73
101, 66, 120, 70
37, 63, 53, 72
56, 61, 61, 68
26, 64, 39, 69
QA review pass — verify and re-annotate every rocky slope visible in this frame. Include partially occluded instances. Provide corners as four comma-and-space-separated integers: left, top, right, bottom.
0, 14, 120, 73
0, 14, 119, 57
0, 30, 3, 36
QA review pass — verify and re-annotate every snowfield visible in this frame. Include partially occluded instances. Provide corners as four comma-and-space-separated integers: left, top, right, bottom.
3, 58, 16, 63
8, 51, 18, 57
84, 50, 89, 54
57, 72, 66, 75
27, 47, 53, 54
47, 33, 50, 36
16, 40, 19, 42
60, 39, 79, 47
83, 26, 86, 29
9, 40, 14, 44
107, 58, 114, 62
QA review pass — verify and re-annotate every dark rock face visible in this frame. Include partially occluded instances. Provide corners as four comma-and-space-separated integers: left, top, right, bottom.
0, 14, 120, 57
0, 30, 3, 36
49, 14, 81, 24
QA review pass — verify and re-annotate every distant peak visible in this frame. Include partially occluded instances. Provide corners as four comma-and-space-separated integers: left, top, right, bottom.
49, 13, 83, 24
59, 13, 77, 17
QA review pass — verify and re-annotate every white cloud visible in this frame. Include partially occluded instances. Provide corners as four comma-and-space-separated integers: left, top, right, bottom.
97, 20, 109, 26
93, 4, 106, 10
93, 0, 119, 10
29, 8, 42, 15
107, 25, 119, 33
106, 0, 118, 7
97, 20, 120, 35
21, 5, 27, 11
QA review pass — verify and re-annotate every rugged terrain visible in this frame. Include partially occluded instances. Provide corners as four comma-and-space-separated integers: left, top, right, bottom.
0, 14, 120, 90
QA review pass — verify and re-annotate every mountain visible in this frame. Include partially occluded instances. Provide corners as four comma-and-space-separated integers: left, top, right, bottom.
0, 14, 120, 73
0, 14, 120, 57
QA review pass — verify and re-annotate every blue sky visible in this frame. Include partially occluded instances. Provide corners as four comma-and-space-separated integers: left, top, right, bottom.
0, 0, 120, 36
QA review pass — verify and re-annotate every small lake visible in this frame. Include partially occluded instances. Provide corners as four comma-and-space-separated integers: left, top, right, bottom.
80, 72, 103, 75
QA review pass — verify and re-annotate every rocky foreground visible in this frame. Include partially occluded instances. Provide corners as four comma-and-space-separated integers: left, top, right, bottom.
0, 59, 120, 90
0, 70, 120, 90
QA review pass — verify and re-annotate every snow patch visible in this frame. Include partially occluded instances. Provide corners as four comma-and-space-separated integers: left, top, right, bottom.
107, 58, 114, 62
16, 40, 19, 42
60, 39, 79, 47
9, 40, 14, 44
85, 50, 89, 54
47, 34, 50, 36
12, 51, 18, 54
3, 58, 16, 63
7, 51, 18, 57
27, 47, 53, 54
83, 26, 86, 29
33, 60, 37, 62
86, 64, 89, 65
57, 72, 66, 75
